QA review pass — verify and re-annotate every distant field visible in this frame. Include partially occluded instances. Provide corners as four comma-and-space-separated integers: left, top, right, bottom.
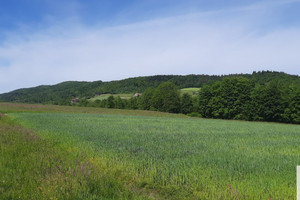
9, 110, 300, 199
0, 102, 186, 118
87, 88, 201, 101
180, 88, 200, 96
89, 93, 133, 101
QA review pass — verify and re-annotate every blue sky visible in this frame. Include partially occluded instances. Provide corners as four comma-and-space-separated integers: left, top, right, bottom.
0, 0, 300, 93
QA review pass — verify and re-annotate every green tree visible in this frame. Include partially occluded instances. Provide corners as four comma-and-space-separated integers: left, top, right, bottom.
151, 82, 180, 113
198, 85, 214, 118
281, 85, 300, 123
220, 77, 254, 120
250, 82, 284, 122
94, 99, 101, 107
138, 88, 155, 110
181, 93, 193, 114
106, 96, 115, 108
114, 96, 125, 109
128, 97, 138, 109
198, 77, 254, 120
78, 98, 89, 107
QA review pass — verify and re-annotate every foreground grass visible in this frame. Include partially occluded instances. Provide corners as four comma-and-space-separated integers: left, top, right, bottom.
9, 112, 300, 199
0, 115, 162, 200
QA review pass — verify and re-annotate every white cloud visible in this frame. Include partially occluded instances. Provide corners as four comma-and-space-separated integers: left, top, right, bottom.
0, 1, 300, 93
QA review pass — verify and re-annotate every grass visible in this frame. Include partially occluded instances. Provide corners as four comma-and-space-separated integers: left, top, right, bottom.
86, 88, 201, 101
0, 115, 152, 200
89, 93, 133, 101
87, 88, 201, 101
0, 102, 187, 118
180, 88, 200, 96
7, 110, 300, 199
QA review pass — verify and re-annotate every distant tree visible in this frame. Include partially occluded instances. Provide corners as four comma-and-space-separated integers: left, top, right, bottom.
94, 99, 101, 107
106, 96, 115, 108
138, 88, 155, 110
181, 93, 193, 114
191, 96, 199, 113
128, 97, 138, 110
114, 96, 125, 109
198, 77, 254, 120
100, 99, 107, 108
220, 77, 254, 120
289, 90, 300, 123
79, 98, 89, 107
151, 82, 180, 113
198, 85, 214, 118
281, 85, 300, 124
250, 82, 284, 122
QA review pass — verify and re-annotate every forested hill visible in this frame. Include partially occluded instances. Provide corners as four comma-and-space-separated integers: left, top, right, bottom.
0, 71, 299, 104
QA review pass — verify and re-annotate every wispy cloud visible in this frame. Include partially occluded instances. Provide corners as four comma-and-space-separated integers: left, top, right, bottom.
0, 0, 299, 93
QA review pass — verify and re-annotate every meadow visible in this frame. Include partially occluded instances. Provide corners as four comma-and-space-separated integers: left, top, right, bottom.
88, 88, 201, 102
180, 88, 200, 96
90, 93, 134, 101
2, 102, 299, 199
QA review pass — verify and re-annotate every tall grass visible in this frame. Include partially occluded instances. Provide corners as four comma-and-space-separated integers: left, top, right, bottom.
0, 116, 157, 200
9, 112, 300, 199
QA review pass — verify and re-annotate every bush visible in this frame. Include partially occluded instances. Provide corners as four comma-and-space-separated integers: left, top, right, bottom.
187, 112, 202, 118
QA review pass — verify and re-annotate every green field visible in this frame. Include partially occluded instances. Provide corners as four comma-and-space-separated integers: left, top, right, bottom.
2, 103, 299, 199
180, 88, 200, 96
88, 88, 200, 101
90, 93, 133, 101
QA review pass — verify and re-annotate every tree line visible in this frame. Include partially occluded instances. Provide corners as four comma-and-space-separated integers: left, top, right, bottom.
3, 71, 297, 105
79, 77, 300, 124
1, 71, 299, 124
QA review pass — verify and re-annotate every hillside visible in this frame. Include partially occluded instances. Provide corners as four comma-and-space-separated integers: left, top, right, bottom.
0, 71, 299, 105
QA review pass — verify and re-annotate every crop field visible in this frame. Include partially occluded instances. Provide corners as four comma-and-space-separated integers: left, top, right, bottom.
7, 109, 300, 199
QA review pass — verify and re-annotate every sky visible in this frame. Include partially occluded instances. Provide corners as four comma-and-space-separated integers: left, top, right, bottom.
0, 0, 300, 93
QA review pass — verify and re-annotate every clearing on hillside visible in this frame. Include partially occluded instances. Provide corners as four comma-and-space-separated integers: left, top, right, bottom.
89, 93, 133, 101
180, 88, 200, 96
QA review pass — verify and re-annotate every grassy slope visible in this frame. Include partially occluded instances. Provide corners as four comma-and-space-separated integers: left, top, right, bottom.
2, 103, 299, 199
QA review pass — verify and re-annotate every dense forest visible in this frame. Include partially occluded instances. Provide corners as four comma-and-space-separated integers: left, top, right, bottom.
1, 71, 299, 124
